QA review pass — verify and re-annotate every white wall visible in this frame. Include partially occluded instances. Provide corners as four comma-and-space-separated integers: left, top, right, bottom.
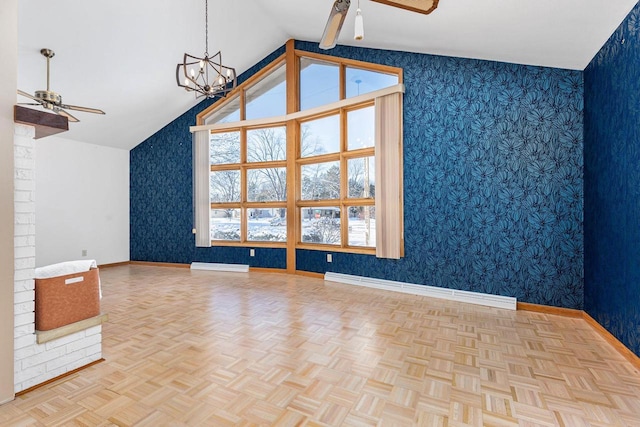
35, 136, 129, 267
0, 0, 18, 404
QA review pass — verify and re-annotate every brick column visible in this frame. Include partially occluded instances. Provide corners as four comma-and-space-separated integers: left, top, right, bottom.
14, 125, 102, 392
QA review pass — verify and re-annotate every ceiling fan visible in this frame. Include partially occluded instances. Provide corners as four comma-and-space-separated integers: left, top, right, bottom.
17, 49, 105, 123
319, 0, 439, 50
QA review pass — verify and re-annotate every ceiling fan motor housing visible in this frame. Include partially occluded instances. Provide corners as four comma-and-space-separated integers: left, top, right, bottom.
35, 90, 61, 105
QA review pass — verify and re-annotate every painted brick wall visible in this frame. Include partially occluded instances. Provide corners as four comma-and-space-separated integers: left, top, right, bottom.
13, 124, 102, 392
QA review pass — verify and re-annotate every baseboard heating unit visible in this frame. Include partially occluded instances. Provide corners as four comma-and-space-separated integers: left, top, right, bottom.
324, 272, 517, 310
190, 262, 249, 273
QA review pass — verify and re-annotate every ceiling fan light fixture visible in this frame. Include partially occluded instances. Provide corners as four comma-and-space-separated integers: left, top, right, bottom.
369, 0, 439, 15
354, 8, 364, 40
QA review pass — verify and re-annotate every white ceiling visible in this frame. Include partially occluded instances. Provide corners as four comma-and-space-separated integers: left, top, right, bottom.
17, 0, 638, 150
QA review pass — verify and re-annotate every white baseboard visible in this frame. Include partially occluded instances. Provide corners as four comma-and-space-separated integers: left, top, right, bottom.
324, 272, 517, 310
190, 262, 249, 273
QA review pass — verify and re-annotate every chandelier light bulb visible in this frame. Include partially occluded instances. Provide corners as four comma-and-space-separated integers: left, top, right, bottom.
199, 60, 205, 69
190, 69, 195, 78
354, 8, 364, 41
226, 69, 231, 78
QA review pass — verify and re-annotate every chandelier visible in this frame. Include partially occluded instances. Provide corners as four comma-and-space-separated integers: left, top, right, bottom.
176, 0, 236, 99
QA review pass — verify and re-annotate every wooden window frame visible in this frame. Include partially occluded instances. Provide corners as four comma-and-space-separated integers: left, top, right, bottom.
195, 40, 404, 270
209, 124, 288, 247
296, 103, 377, 254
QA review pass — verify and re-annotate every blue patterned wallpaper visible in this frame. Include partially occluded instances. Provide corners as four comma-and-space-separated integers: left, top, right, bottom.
584, 2, 640, 356
130, 40, 584, 309
130, 46, 286, 266
295, 41, 584, 309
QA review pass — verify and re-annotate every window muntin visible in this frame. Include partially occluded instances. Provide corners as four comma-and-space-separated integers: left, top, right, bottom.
300, 58, 340, 110
247, 127, 286, 162
346, 67, 399, 98
301, 114, 340, 158
245, 63, 286, 120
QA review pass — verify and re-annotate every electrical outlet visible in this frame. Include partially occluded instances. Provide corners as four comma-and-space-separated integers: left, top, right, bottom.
82, 249, 87, 257
250, 249, 255, 257
327, 253, 332, 263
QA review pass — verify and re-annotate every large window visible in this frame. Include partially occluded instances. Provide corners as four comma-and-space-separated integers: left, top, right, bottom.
194, 45, 403, 261
297, 104, 376, 249
209, 125, 288, 244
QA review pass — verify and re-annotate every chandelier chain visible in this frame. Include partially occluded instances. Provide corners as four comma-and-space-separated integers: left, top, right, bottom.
205, 0, 209, 56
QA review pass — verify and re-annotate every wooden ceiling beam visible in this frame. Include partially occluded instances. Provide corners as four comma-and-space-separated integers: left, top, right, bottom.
14, 105, 68, 139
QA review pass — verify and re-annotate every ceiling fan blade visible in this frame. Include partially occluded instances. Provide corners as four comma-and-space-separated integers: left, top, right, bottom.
55, 108, 80, 123
370, 0, 439, 15
320, 0, 351, 50
17, 89, 41, 102
59, 103, 105, 115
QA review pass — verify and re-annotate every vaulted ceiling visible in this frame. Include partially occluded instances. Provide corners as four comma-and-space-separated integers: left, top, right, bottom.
17, 0, 638, 150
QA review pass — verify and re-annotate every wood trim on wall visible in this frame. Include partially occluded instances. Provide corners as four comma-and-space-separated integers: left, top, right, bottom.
516, 302, 583, 318
249, 267, 287, 274
295, 270, 325, 279
518, 302, 640, 371
582, 311, 640, 372
15, 359, 105, 397
73, 264, 640, 374
97, 261, 130, 269
129, 261, 191, 269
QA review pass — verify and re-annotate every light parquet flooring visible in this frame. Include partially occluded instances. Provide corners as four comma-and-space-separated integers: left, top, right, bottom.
2, 265, 640, 426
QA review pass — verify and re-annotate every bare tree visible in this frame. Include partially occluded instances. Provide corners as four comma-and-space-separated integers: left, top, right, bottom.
247, 128, 286, 162
210, 132, 240, 164
348, 158, 375, 198
210, 171, 240, 202
301, 124, 325, 158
